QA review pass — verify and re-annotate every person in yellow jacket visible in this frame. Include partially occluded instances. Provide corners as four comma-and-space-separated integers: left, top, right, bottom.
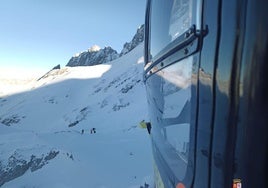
139, 120, 151, 134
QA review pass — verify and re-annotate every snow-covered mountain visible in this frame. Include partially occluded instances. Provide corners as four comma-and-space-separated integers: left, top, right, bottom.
66, 25, 144, 67
0, 44, 153, 187
120, 24, 144, 56
66, 46, 119, 67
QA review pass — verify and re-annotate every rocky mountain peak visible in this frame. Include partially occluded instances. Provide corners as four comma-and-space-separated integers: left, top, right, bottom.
88, 45, 101, 52
120, 24, 144, 56
66, 24, 144, 67
66, 46, 119, 67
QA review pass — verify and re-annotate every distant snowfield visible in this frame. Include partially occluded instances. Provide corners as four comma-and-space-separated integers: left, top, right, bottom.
0, 67, 45, 97
0, 44, 153, 188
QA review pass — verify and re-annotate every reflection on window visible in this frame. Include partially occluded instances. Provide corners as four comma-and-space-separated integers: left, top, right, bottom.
165, 123, 190, 159
150, 0, 193, 58
148, 56, 193, 180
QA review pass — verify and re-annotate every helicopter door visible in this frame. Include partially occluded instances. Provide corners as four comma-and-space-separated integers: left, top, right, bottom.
144, 0, 205, 187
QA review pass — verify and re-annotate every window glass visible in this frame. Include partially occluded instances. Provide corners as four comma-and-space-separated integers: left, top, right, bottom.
147, 56, 193, 180
150, 0, 193, 58
169, 0, 192, 40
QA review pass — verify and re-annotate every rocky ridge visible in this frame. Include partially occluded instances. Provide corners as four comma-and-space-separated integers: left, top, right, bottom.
66, 46, 119, 67
66, 24, 144, 67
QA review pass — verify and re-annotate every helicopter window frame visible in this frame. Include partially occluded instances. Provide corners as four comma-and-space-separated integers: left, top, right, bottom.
144, 0, 203, 79
144, 0, 203, 186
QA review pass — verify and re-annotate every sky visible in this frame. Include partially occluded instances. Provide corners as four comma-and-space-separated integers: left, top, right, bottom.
0, 0, 146, 72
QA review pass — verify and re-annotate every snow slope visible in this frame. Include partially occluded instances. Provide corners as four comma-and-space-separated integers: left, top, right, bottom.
0, 44, 153, 188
